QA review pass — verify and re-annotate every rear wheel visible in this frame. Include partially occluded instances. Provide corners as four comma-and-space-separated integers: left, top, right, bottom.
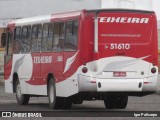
104, 95, 117, 109
15, 80, 30, 105
62, 97, 72, 109
48, 78, 72, 109
104, 95, 128, 109
116, 95, 128, 109
72, 97, 83, 104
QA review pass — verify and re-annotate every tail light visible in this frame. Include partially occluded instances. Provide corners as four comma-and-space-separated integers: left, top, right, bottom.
82, 67, 88, 73
151, 67, 156, 74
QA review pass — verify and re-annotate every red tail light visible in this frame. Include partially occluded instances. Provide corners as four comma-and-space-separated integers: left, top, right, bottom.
151, 67, 156, 73
82, 67, 88, 73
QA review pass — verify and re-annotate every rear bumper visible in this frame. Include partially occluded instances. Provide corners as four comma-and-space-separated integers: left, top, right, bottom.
78, 75, 157, 92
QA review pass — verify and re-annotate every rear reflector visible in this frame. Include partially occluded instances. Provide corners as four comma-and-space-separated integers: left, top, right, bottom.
144, 82, 149, 84
113, 72, 126, 77
91, 81, 96, 83
82, 67, 88, 73
144, 82, 152, 84
151, 67, 156, 74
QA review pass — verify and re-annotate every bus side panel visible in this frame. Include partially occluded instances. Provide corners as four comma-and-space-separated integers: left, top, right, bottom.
25, 53, 47, 95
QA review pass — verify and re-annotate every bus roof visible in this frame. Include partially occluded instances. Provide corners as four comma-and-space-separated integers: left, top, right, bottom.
8, 9, 155, 27
87, 9, 155, 14
8, 10, 82, 27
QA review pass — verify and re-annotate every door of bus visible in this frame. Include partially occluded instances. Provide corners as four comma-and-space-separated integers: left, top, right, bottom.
4, 31, 13, 92
51, 22, 65, 82
63, 20, 79, 79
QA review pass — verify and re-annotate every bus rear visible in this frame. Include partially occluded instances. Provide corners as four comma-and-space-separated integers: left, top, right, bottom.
78, 9, 158, 109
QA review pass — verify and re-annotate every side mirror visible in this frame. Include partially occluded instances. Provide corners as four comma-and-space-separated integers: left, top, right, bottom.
1, 33, 6, 47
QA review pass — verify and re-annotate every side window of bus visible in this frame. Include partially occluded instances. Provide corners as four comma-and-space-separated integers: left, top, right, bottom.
31, 24, 42, 52
13, 27, 21, 54
21, 26, 31, 53
52, 22, 64, 52
64, 20, 78, 51
42, 23, 53, 52
7, 32, 13, 55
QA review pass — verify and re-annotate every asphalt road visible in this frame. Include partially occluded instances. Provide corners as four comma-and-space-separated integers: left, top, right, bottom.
0, 85, 160, 119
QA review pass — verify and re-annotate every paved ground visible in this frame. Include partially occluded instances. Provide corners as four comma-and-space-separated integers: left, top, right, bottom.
0, 86, 160, 119
0, 75, 160, 119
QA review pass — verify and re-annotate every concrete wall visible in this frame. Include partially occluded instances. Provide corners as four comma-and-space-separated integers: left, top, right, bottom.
101, 0, 160, 21
101, 0, 152, 9
0, 0, 101, 19
152, 0, 160, 20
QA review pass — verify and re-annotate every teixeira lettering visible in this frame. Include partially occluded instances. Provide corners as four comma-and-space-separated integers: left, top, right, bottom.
99, 17, 149, 23
34, 56, 52, 64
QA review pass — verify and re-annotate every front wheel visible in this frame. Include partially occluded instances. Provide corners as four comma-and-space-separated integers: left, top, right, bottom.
15, 80, 30, 105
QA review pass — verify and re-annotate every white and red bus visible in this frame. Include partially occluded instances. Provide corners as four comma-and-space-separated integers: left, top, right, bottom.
1, 9, 158, 109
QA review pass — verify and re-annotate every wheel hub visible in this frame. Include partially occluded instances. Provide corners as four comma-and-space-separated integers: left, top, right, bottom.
16, 84, 22, 99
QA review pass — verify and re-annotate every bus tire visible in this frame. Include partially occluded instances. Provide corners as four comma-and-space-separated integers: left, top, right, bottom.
62, 97, 72, 109
116, 95, 128, 109
48, 78, 63, 109
104, 95, 117, 109
72, 99, 83, 104
15, 80, 30, 105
